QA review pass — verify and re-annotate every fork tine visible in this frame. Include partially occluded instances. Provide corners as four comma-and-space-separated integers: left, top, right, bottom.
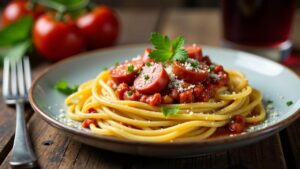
17, 58, 26, 96
10, 59, 18, 97
2, 58, 10, 97
23, 57, 32, 92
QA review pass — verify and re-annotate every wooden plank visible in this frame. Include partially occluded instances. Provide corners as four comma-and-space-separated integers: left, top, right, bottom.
0, 114, 127, 169
131, 135, 286, 169
0, 8, 161, 169
284, 118, 300, 169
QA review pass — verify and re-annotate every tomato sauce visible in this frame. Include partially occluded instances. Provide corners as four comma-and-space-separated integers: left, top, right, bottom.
109, 46, 230, 106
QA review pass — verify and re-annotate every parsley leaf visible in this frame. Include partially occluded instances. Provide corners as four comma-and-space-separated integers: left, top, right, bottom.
188, 59, 199, 67
173, 49, 188, 62
149, 32, 188, 63
54, 80, 78, 95
161, 106, 179, 117
150, 32, 171, 50
127, 91, 133, 96
149, 49, 172, 62
146, 62, 152, 67
172, 35, 185, 52
144, 74, 150, 80
127, 64, 134, 72
286, 101, 293, 106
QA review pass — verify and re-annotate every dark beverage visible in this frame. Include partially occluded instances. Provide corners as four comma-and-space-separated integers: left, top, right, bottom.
222, 0, 296, 47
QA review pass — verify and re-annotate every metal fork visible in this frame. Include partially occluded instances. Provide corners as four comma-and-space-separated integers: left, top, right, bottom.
2, 57, 37, 168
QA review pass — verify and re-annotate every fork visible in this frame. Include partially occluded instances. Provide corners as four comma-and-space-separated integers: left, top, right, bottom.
2, 57, 37, 168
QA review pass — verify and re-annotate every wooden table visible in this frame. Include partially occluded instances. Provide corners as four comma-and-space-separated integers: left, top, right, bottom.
1, 8, 300, 169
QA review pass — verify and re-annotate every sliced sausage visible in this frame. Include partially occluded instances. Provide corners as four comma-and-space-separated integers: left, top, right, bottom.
185, 45, 203, 61
110, 60, 143, 84
172, 61, 209, 83
134, 63, 169, 94
142, 48, 154, 63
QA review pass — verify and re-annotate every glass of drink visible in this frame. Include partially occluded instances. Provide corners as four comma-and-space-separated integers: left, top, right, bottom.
221, 0, 296, 61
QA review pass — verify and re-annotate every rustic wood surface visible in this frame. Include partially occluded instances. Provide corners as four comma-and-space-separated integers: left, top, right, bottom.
0, 8, 299, 169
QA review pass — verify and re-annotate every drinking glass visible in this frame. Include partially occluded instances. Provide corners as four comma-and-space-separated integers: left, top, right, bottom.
221, 0, 296, 61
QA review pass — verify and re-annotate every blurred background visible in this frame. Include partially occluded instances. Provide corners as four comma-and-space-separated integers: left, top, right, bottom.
1, 0, 299, 8
0, 0, 299, 64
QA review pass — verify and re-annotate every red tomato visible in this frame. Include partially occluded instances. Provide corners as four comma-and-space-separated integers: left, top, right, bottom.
2, 0, 44, 26
228, 115, 246, 133
82, 118, 97, 128
77, 6, 119, 49
33, 14, 85, 61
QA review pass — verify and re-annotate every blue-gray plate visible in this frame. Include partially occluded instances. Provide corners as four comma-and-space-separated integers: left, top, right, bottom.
29, 45, 300, 157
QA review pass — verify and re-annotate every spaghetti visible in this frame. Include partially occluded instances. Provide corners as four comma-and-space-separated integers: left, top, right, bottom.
64, 45, 266, 142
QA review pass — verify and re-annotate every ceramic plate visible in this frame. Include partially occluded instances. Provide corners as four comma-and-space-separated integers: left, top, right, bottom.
29, 45, 300, 157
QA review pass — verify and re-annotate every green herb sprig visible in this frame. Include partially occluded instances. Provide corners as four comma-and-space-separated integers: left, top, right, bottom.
54, 80, 78, 95
161, 106, 179, 117
149, 32, 188, 63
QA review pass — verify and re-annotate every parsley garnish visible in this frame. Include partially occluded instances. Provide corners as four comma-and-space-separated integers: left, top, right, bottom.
146, 62, 152, 67
127, 64, 134, 72
115, 61, 119, 67
127, 91, 133, 96
54, 80, 78, 95
161, 106, 179, 117
286, 101, 293, 106
209, 65, 215, 72
149, 32, 188, 63
187, 59, 199, 67
144, 74, 150, 80
267, 100, 273, 104
103, 67, 108, 71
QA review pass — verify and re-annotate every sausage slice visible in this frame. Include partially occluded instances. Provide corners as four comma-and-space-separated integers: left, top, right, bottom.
172, 61, 208, 83
110, 60, 143, 84
134, 63, 169, 94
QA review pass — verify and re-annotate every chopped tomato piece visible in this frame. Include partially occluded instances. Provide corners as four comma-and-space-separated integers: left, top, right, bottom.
179, 91, 194, 103
116, 83, 129, 99
82, 119, 97, 128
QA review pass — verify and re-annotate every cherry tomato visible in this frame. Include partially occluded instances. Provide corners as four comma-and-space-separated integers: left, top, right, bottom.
2, 0, 44, 26
77, 6, 119, 49
33, 14, 85, 61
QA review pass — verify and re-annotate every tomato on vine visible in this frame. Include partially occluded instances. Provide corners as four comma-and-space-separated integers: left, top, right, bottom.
77, 6, 119, 49
2, 0, 44, 26
33, 13, 85, 61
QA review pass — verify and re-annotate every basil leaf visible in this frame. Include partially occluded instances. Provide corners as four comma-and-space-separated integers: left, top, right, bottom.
0, 16, 33, 47
161, 106, 179, 117
54, 80, 78, 95
3, 40, 31, 63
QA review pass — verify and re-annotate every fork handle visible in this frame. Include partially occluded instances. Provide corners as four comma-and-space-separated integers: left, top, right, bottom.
10, 101, 37, 168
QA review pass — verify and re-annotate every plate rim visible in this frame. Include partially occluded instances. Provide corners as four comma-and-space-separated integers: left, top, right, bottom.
29, 44, 300, 147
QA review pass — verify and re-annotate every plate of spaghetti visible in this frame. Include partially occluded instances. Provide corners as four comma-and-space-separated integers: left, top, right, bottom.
29, 33, 300, 157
